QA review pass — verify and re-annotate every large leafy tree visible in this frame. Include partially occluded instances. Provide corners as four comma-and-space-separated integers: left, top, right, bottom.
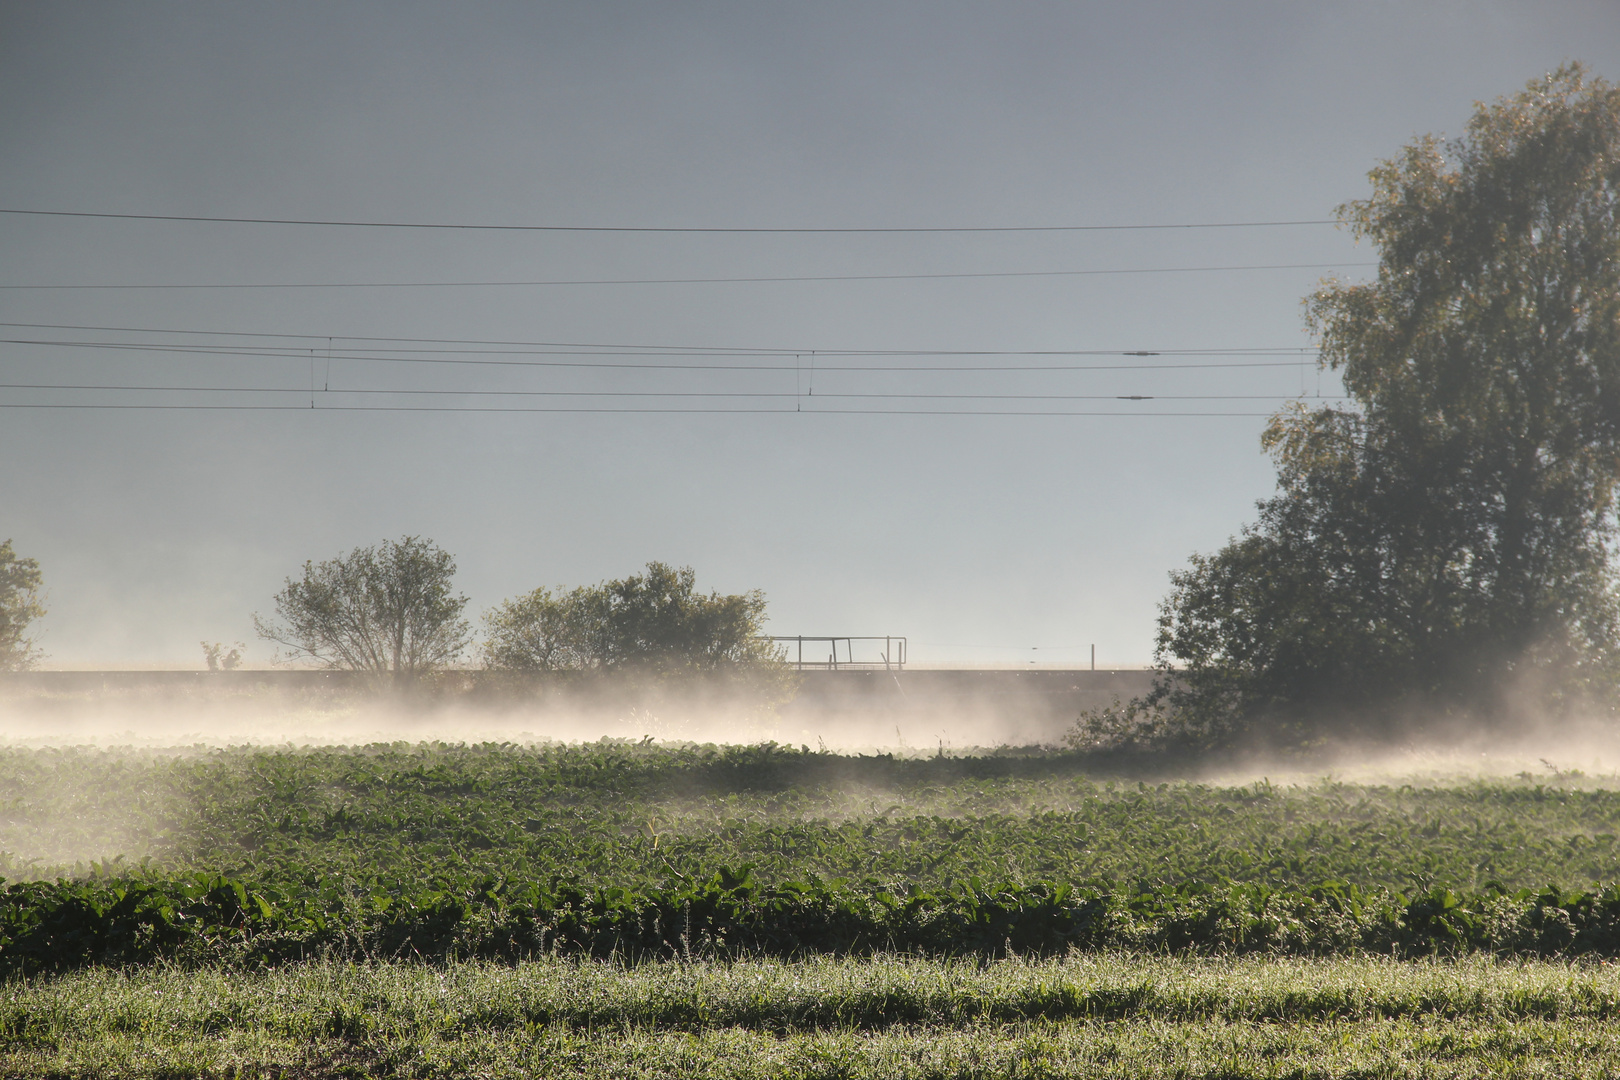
481, 583, 607, 673
595, 562, 786, 679
0, 539, 45, 671
1155, 66, 1620, 745
255, 536, 470, 682
483, 561, 793, 706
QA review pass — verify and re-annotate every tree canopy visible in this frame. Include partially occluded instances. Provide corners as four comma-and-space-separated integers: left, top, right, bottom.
1152, 66, 1620, 746
483, 561, 793, 705
255, 536, 470, 682
0, 539, 45, 671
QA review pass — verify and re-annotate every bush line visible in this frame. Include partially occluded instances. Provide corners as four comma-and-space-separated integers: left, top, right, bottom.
10, 869, 1620, 973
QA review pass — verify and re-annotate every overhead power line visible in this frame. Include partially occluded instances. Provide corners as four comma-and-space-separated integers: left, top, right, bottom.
0, 383, 1347, 402
0, 402, 1277, 416
0, 261, 1372, 291
0, 208, 1339, 234
4, 327, 1339, 414
0, 321, 1321, 358
3, 337, 1319, 373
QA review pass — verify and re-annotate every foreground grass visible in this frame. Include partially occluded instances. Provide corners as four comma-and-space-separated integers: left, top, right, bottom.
9, 955, 1620, 1078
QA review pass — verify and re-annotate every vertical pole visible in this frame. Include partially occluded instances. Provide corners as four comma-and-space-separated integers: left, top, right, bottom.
1091, 644, 1095, 672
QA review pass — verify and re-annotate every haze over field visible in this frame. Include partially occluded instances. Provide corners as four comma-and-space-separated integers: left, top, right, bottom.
4, 678, 1620, 793
4, 3, 1619, 671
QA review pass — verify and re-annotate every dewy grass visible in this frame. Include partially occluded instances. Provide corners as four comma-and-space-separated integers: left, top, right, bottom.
7, 955, 1620, 1078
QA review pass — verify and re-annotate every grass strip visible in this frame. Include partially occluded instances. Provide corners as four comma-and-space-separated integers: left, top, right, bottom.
7, 955, 1620, 1078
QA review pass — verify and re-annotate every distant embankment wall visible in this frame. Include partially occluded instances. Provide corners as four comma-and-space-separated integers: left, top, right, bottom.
782, 669, 1156, 745
0, 669, 1158, 745
3, 668, 1156, 705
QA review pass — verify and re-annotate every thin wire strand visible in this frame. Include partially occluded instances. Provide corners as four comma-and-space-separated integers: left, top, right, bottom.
0, 402, 1277, 415
0, 208, 1339, 234
0, 383, 1349, 401
2, 339, 1319, 373
0, 321, 1323, 356
0, 261, 1372, 290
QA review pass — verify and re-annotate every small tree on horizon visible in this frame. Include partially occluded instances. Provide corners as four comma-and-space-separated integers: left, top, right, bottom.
483, 561, 794, 707
0, 539, 46, 671
255, 536, 470, 683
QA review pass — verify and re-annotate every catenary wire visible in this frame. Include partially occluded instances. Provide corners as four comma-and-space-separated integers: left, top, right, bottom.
0, 402, 1278, 415
0, 321, 1324, 356
0, 261, 1373, 290
0, 383, 1349, 401
0, 208, 1339, 234
2, 338, 1320, 373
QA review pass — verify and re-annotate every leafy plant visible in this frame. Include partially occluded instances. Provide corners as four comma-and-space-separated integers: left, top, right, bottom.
6, 744, 1620, 971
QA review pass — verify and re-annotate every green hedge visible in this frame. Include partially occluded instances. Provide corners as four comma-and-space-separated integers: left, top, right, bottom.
5, 869, 1620, 974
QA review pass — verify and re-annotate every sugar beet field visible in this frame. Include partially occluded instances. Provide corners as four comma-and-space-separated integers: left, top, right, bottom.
8, 741, 1620, 1077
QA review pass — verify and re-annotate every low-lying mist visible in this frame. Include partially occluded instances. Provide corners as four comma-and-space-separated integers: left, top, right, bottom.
6, 721, 1620, 897
0, 669, 1131, 753
5, 673, 1620, 784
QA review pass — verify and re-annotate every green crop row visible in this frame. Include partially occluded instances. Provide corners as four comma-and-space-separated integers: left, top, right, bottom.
6, 742, 1620, 895
8, 867, 1620, 974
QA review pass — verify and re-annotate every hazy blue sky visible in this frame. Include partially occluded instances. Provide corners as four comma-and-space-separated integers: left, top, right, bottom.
3, 2, 1618, 668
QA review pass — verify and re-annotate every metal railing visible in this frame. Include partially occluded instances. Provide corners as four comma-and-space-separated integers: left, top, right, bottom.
770, 636, 907, 671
